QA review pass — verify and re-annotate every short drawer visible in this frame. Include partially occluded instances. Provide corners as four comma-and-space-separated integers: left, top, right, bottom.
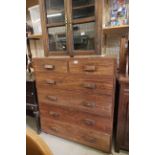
41, 118, 112, 152
40, 104, 112, 133
69, 58, 116, 76
37, 90, 113, 118
33, 58, 68, 73
35, 73, 114, 96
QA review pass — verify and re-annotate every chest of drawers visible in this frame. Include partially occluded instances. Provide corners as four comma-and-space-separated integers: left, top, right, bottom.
33, 56, 116, 153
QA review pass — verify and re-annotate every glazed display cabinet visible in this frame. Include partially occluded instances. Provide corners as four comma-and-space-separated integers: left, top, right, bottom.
39, 0, 103, 56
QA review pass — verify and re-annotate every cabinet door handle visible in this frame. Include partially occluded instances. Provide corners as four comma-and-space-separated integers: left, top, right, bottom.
83, 83, 96, 89
82, 101, 96, 108
49, 111, 60, 118
65, 17, 68, 24
83, 65, 96, 72
47, 96, 57, 101
84, 119, 95, 126
46, 80, 56, 85
44, 64, 55, 70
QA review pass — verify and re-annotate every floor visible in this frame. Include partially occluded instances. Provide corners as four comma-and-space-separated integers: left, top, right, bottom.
26, 116, 129, 155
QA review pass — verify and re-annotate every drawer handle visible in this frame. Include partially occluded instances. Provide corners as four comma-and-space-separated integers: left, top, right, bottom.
124, 88, 129, 93
83, 83, 96, 89
46, 80, 56, 85
44, 64, 55, 70
49, 111, 60, 118
83, 65, 96, 72
82, 101, 96, 108
47, 96, 57, 101
84, 119, 95, 126
49, 127, 58, 132
83, 136, 97, 143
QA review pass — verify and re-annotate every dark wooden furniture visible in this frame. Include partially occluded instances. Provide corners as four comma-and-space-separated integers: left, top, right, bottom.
39, 0, 103, 56
119, 37, 129, 74
26, 73, 41, 133
115, 75, 129, 152
33, 56, 116, 153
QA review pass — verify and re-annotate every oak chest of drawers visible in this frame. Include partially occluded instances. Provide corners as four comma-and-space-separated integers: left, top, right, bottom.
33, 56, 116, 153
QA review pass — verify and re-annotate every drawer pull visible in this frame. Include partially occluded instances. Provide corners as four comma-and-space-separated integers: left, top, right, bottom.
83, 65, 96, 72
83, 135, 97, 143
46, 80, 56, 85
49, 127, 58, 132
84, 119, 95, 126
124, 88, 129, 93
83, 83, 96, 89
44, 64, 55, 70
82, 101, 96, 108
47, 96, 57, 101
49, 111, 60, 118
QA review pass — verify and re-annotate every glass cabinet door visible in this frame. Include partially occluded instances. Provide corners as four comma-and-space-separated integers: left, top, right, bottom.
40, 0, 102, 55
71, 0, 96, 53
44, 0, 68, 54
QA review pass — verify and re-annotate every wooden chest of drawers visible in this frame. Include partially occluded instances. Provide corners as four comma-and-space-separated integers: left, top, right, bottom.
33, 56, 116, 153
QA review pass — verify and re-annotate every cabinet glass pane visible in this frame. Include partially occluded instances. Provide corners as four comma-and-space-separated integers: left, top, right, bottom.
73, 22, 95, 50
48, 26, 66, 52
45, 0, 65, 24
72, 0, 95, 19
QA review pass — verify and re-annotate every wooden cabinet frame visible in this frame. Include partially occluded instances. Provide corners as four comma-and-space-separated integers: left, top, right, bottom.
39, 0, 103, 56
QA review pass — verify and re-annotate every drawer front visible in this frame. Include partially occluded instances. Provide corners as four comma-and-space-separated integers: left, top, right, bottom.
40, 104, 112, 133
38, 90, 113, 118
69, 58, 115, 76
36, 73, 114, 96
41, 118, 111, 152
33, 58, 68, 73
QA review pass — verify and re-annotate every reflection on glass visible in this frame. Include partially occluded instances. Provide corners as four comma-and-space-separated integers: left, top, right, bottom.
45, 0, 65, 24
73, 22, 95, 50
48, 26, 66, 51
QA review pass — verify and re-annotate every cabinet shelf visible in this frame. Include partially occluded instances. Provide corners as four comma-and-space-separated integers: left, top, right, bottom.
73, 16, 95, 24
27, 34, 42, 40
73, 4, 94, 10
103, 25, 129, 34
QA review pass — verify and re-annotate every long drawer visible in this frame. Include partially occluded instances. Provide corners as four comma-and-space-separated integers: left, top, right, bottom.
69, 57, 116, 76
41, 118, 112, 153
37, 89, 113, 118
40, 104, 112, 133
35, 72, 114, 96
33, 58, 68, 73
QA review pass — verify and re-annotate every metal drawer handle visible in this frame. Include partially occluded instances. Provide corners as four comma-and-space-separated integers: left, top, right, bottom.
46, 80, 56, 85
83, 65, 96, 72
47, 96, 57, 101
82, 101, 96, 108
84, 119, 95, 126
83, 83, 96, 89
49, 111, 60, 118
44, 64, 55, 70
